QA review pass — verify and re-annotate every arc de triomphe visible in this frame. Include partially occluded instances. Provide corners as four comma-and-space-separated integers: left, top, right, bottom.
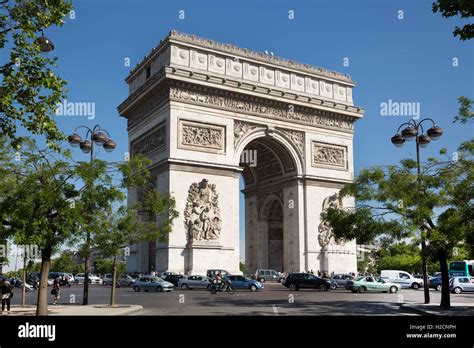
118, 31, 364, 275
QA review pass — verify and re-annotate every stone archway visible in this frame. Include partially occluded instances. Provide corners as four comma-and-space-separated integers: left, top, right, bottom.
118, 31, 364, 275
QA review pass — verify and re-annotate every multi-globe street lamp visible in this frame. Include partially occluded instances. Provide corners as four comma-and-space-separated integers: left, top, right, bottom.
68, 125, 116, 305
390, 118, 443, 304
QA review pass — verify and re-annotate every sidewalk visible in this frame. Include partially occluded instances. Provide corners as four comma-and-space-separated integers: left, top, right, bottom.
3, 304, 142, 316
400, 302, 474, 316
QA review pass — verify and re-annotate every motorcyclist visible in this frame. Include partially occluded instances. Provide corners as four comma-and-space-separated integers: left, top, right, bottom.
215, 272, 223, 290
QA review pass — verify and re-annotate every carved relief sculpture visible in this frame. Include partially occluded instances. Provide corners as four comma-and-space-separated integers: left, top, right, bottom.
184, 179, 221, 242
234, 120, 261, 147
279, 128, 304, 158
131, 123, 166, 155
318, 193, 342, 247
312, 142, 347, 169
179, 120, 225, 153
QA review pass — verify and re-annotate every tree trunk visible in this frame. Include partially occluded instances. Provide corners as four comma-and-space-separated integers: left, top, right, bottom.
110, 253, 117, 307
438, 249, 451, 309
22, 250, 27, 307
36, 245, 52, 316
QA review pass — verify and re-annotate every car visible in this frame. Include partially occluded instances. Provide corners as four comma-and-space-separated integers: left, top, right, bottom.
225, 275, 263, 292
133, 276, 174, 292
329, 274, 355, 290
206, 269, 230, 279
428, 276, 444, 291
102, 274, 135, 287
74, 273, 102, 284
158, 271, 177, 279
163, 274, 185, 287
178, 275, 212, 290
380, 270, 423, 289
254, 269, 282, 283
450, 276, 474, 294
346, 276, 401, 293
48, 272, 72, 287
283, 273, 331, 291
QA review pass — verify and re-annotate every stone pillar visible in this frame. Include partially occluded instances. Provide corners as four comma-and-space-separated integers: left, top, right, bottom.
282, 183, 304, 272
245, 195, 258, 274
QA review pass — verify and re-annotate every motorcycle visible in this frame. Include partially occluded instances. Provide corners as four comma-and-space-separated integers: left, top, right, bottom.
209, 279, 235, 294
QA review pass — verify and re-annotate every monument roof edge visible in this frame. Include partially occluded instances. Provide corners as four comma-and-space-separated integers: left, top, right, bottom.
125, 30, 354, 84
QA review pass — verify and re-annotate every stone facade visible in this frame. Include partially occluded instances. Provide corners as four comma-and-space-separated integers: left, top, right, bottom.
118, 31, 364, 275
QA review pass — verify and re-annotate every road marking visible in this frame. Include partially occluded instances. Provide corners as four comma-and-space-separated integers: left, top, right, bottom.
272, 305, 279, 315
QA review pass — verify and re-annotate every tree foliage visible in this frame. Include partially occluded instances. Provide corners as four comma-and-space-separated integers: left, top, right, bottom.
0, 0, 73, 149
432, 0, 474, 40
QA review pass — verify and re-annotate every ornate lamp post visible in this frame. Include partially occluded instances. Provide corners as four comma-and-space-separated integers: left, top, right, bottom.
36, 31, 55, 52
68, 125, 116, 305
390, 118, 443, 304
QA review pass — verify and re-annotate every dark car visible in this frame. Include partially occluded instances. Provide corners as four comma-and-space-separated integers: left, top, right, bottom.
428, 276, 444, 291
163, 274, 185, 287
284, 273, 330, 291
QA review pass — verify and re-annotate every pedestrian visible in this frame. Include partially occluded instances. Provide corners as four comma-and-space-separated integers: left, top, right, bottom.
52, 275, 61, 305
317, 270, 321, 277
1, 278, 13, 314
310, 269, 314, 275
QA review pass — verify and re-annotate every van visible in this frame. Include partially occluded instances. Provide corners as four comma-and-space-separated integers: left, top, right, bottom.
254, 269, 282, 283
380, 270, 423, 289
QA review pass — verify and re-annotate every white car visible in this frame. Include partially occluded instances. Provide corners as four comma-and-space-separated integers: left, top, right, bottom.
380, 270, 423, 289
74, 273, 102, 284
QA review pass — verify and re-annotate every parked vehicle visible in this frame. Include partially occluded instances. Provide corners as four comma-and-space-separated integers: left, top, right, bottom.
30, 272, 53, 286
283, 273, 330, 291
102, 274, 135, 287
225, 275, 263, 292
178, 275, 211, 290
254, 269, 281, 283
346, 276, 401, 293
206, 269, 230, 279
449, 260, 474, 277
380, 270, 423, 289
48, 272, 72, 287
163, 274, 185, 287
449, 276, 474, 294
74, 273, 103, 284
428, 276, 444, 291
209, 278, 235, 294
133, 276, 174, 292
329, 274, 354, 290
158, 271, 177, 279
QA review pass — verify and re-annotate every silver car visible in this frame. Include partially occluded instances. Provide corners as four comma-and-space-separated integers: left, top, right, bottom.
329, 274, 355, 290
133, 276, 174, 292
450, 276, 474, 294
178, 275, 212, 290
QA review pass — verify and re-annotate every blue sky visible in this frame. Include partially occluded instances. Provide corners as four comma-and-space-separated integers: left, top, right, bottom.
5, 0, 473, 268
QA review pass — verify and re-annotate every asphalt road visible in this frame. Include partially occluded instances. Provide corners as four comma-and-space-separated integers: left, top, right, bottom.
10, 282, 473, 316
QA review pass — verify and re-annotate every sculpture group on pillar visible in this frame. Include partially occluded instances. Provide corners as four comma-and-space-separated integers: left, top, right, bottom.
184, 179, 221, 242
318, 193, 343, 247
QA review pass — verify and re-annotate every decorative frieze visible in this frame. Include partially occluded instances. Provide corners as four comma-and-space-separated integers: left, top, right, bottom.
312, 142, 347, 169
278, 128, 304, 158
179, 119, 225, 153
234, 120, 262, 147
170, 86, 355, 133
131, 123, 166, 155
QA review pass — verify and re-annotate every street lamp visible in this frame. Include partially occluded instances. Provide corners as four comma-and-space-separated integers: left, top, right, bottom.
390, 118, 443, 304
36, 31, 55, 52
67, 125, 116, 305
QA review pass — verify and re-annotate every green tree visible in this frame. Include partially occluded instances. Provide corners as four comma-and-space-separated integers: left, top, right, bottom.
51, 251, 78, 273
0, 0, 73, 148
326, 135, 473, 308
432, 0, 474, 40
0, 138, 79, 315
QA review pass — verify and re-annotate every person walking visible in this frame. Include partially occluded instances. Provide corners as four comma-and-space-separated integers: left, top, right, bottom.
1, 279, 13, 315
52, 275, 61, 305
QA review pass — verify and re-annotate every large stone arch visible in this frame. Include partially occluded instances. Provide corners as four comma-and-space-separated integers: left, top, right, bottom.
118, 31, 363, 275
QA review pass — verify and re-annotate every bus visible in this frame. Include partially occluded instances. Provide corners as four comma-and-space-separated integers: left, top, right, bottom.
449, 260, 474, 277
